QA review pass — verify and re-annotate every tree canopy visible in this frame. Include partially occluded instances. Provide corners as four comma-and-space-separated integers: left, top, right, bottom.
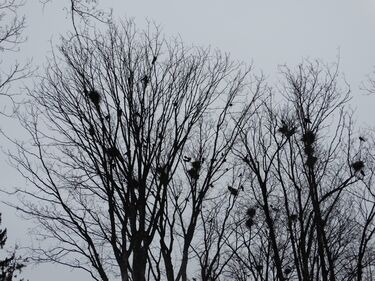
2, 3, 375, 281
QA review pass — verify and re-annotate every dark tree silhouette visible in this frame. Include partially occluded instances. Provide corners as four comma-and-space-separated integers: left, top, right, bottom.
7, 4, 375, 280
0, 0, 29, 115
185, 60, 375, 281
9, 20, 259, 281
224, 60, 375, 281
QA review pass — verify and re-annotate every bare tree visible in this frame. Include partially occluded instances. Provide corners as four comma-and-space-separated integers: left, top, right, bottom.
0, 0, 28, 115
40, 0, 112, 33
9, 20, 259, 281
222, 60, 375, 281
0, 2, 28, 279
8, 8, 375, 280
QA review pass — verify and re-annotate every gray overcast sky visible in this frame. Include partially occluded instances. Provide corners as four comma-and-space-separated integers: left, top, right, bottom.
2, 0, 375, 280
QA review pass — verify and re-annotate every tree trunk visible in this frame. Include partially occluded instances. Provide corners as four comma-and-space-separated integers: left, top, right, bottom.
132, 246, 147, 281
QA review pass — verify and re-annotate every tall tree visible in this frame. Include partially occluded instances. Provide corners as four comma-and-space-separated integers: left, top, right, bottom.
223, 60, 375, 281
9, 20, 259, 281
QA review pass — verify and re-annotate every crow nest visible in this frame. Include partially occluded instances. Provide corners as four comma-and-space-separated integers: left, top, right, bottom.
245, 218, 254, 229
87, 89, 101, 106
304, 145, 314, 155
187, 168, 199, 180
278, 123, 297, 138
187, 159, 203, 180
191, 160, 202, 171
301, 130, 316, 145
305, 155, 318, 167
246, 207, 256, 218
351, 160, 364, 172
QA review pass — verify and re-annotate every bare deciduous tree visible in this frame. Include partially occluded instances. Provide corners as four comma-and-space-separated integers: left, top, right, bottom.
0, 0, 28, 115
7, 7, 375, 280
222, 60, 375, 281
9, 20, 259, 281
40, 0, 112, 32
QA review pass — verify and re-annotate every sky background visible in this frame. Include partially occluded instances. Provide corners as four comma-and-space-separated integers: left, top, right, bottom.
2, 0, 375, 280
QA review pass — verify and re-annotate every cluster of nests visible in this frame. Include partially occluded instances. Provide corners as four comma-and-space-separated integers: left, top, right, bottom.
351, 135, 367, 176
245, 207, 256, 229
277, 122, 297, 138
183, 156, 203, 180
86, 89, 126, 165
302, 130, 317, 167
251, 264, 291, 275
245, 206, 298, 229
278, 121, 317, 167
252, 264, 292, 276
277, 117, 312, 138
84, 88, 126, 164
279, 121, 367, 175
85, 74, 152, 114
184, 155, 243, 195
86, 55, 158, 112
